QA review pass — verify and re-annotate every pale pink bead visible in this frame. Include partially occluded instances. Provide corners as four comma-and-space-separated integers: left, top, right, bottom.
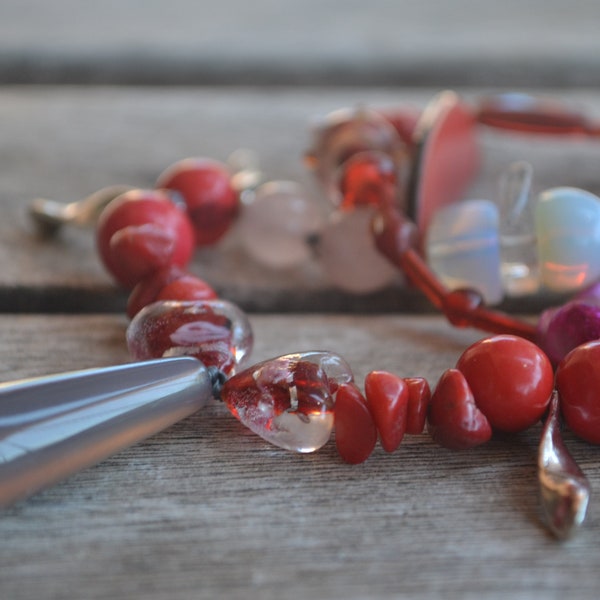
318, 207, 399, 293
238, 181, 323, 269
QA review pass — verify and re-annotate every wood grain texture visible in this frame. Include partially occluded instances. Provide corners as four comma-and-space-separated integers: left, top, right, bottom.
0, 0, 599, 86
0, 314, 598, 600
3, 86, 600, 313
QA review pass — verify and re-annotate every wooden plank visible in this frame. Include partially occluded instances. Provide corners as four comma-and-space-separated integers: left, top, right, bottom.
0, 313, 598, 599
0, 1, 599, 86
4, 86, 600, 312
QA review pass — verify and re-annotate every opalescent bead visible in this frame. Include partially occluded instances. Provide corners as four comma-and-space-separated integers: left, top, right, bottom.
425, 199, 503, 304
221, 351, 354, 453
318, 206, 399, 293
535, 187, 600, 292
237, 181, 323, 269
126, 299, 253, 375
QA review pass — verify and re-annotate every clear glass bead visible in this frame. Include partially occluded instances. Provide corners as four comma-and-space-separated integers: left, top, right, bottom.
237, 180, 323, 269
497, 161, 541, 296
221, 351, 354, 453
126, 299, 253, 375
318, 206, 399, 293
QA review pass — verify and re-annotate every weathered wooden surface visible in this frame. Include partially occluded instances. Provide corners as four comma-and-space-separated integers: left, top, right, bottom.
1, 0, 599, 86
3, 86, 600, 312
1, 313, 598, 600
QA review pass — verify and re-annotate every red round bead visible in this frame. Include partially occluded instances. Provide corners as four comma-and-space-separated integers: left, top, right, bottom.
157, 158, 239, 247
96, 189, 195, 289
335, 383, 377, 464
556, 340, 600, 444
456, 335, 553, 433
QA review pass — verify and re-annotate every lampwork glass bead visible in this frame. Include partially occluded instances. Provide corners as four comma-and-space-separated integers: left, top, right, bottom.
237, 181, 323, 269
126, 299, 253, 375
497, 161, 540, 296
535, 187, 600, 292
221, 351, 354, 453
305, 107, 406, 205
318, 206, 399, 293
425, 199, 503, 304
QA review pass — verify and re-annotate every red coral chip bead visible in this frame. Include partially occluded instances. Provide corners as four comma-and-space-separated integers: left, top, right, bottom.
335, 383, 378, 464
428, 369, 492, 450
555, 340, 600, 444
404, 377, 431, 434
456, 335, 553, 433
364, 370, 408, 452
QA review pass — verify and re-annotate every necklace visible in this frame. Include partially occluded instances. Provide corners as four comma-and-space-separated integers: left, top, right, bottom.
5, 90, 599, 539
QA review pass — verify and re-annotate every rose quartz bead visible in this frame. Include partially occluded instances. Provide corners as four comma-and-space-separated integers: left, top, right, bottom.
237, 181, 323, 269
221, 351, 354, 452
318, 207, 399, 293
126, 299, 253, 375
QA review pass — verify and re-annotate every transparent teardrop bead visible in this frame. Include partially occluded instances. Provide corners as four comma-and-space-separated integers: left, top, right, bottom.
221, 351, 354, 452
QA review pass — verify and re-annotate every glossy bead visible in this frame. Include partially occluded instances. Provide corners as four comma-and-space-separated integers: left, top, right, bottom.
339, 151, 399, 210
221, 351, 354, 453
425, 199, 503, 304
126, 299, 253, 375
127, 266, 217, 318
497, 161, 540, 296
335, 383, 378, 464
442, 288, 484, 328
318, 207, 399, 293
556, 341, 600, 444
371, 205, 420, 264
157, 157, 239, 247
405, 377, 431, 435
456, 335, 553, 433
364, 370, 408, 452
428, 369, 492, 450
537, 299, 600, 366
96, 189, 195, 289
237, 181, 323, 269
535, 186, 600, 292
305, 106, 406, 205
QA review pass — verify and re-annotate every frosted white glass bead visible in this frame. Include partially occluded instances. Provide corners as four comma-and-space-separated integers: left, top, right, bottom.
426, 199, 503, 304
318, 206, 398, 293
238, 181, 323, 269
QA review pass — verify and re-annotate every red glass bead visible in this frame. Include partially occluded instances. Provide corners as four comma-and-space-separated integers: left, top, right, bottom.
157, 158, 239, 247
335, 383, 378, 464
96, 189, 195, 289
126, 299, 252, 375
556, 340, 600, 444
339, 151, 399, 210
371, 205, 420, 266
456, 335, 553, 433
221, 351, 353, 452
428, 369, 492, 450
405, 377, 431, 435
364, 370, 408, 452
